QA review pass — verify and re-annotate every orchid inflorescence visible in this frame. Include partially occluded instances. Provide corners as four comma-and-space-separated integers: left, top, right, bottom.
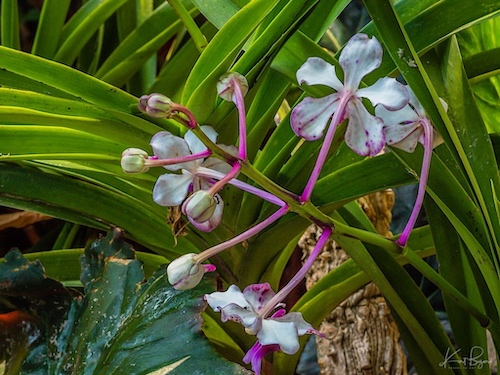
121, 33, 445, 374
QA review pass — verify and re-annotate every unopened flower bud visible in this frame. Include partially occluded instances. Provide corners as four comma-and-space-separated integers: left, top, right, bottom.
167, 253, 205, 290
121, 148, 150, 173
182, 190, 217, 223
217, 72, 249, 102
138, 93, 174, 118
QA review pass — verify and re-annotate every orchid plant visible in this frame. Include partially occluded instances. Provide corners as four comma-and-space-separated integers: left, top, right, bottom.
1, 1, 499, 375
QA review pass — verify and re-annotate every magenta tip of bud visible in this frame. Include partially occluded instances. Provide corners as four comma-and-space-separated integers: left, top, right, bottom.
203, 264, 216, 273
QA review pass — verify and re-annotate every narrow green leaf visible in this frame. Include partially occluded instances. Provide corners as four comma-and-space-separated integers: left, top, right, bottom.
183, 0, 279, 122
54, 0, 130, 65
31, 0, 71, 58
0, 0, 20, 49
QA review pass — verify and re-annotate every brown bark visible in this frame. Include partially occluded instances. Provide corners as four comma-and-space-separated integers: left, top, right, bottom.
300, 190, 407, 375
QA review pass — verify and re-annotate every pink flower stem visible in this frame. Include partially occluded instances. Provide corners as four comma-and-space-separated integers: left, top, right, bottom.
300, 94, 350, 203
231, 76, 248, 160
197, 167, 286, 206
396, 118, 433, 247
207, 163, 242, 195
146, 149, 212, 167
259, 226, 332, 318
194, 205, 290, 263
171, 103, 198, 129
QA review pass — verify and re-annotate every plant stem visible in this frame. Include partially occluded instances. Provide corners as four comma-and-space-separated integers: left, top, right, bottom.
231, 76, 248, 160
260, 226, 332, 318
396, 118, 433, 247
301, 94, 349, 202
194, 205, 290, 263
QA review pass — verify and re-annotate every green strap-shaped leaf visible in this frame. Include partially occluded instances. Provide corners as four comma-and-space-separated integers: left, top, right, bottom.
182, 0, 279, 122
0, 46, 136, 111
54, 0, 130, 65
31, 0, 71, 58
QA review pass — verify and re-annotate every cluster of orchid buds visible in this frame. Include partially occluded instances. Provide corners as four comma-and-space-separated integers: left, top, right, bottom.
121, 33, 445, 374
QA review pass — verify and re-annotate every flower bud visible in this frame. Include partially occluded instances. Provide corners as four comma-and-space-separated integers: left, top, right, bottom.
121, 148, 150, 173
138, 93, 174, 118
182, 190, 217, 223
217, 72, 248, 102
167, 253, 205, 290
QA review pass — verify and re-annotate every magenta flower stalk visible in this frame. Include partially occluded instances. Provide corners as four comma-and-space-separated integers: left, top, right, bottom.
167, 205, 289, 290
138, 93, 198, 129
258, 226, 332, 318
196, 166, 286, 207
193, 205, 289, 263
231, 76, 248, 160
396, 118, 433, 246
299, 94, 350, 202
376, 86, 445, 246
217, 72, 249, 160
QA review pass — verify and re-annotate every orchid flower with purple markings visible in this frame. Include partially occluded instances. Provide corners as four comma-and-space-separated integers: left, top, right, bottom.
376, 86, 447, 246
291, 33, 409, 202
291, 34, 408, 155
205, 283, 321, 374
205, 227, 331, 374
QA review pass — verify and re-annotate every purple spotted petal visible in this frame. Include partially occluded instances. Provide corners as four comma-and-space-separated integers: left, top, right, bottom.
376, 102, 423, 152
290, 94, 340, 140
340, 34, 382, 90
152, 173, 193, 206
242, 283, 276, 313
386, 124, 423, 152
296, 57, 343, 91
375, 102, 420, 127
205, 285, 251, 311
150, 131, 194, 171
345, 99, 385, 156
357, 77, 409, 110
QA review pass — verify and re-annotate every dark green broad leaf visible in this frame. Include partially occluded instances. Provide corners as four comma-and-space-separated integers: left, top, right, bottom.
0, 229, 250, 375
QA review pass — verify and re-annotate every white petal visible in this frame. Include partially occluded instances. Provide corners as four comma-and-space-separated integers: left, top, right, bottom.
345, 100, 385, 157
219, 303, 260, 329
296, 57, 343, 91
152, 173, 192, 206
188, 193, 224, 232
375, 103, 420, 127
150, 131, 194, 171
185, 125, 218, 155
202, 157, 233, 174
340, 34, 382, 90
242, 283, 276, 313
385, 123, 423, 152
274, 312, 318, 336
257, 319, 300, 355
290, 94, 340, 140
357, 77, 409, 110
205, 284, 250, 311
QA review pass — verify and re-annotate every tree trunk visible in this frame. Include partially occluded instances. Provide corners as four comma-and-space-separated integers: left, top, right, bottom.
300, 190, 407, 375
